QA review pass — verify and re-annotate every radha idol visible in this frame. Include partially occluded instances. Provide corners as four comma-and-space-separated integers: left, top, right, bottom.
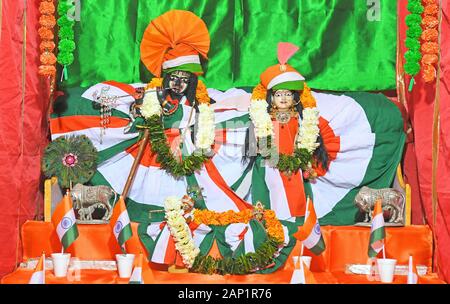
242, 42, 331, 222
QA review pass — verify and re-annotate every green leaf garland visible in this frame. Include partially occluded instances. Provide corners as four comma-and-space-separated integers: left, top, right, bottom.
404, 0, 424, 80
260, 136, 313, 176
146, 115, 211, 179
57, 1, 76, 74
191, 238, 282, 275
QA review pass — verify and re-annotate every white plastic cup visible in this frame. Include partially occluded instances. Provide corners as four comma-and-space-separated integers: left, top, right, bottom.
51, 253, 71, 278
292, 256, 312, 269
377, 258, 397, 283
116, 254, 135, 278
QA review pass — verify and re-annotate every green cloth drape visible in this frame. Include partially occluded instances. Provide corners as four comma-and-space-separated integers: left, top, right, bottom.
67, 0, 396, 91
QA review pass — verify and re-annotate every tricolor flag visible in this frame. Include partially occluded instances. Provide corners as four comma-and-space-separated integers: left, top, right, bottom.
29, 253, 45, 284
110, 196, 133, 250
407, 255, 420, 284
293, 198, 326, 255
52, 193, 79, 250
368, 199, 386, 258
290, 260, 316, 284
129, 253, 144, 284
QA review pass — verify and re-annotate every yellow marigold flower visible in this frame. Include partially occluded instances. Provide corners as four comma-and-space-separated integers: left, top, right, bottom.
146, 77, 163, 90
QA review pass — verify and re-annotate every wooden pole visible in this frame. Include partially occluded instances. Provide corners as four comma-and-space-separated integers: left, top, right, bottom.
122, 129, 150, 199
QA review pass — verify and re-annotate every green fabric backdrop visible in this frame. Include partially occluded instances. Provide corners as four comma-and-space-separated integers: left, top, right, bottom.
67, 0, 396, 91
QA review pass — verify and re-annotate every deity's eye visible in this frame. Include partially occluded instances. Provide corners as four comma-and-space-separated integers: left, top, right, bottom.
274, 91, 293, 98
180, 77, 189, 84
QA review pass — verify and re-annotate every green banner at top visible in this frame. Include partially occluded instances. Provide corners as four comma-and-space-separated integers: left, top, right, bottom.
66, 0, 396, 91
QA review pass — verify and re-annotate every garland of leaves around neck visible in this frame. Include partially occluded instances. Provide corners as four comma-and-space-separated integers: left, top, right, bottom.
259, 136, 313, 176
146, 115, 210, 179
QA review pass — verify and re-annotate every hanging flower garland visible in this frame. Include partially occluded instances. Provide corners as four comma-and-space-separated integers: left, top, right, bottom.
421, 0, 439, 83
38, 0, 57, 77
249, 83, 320, 178
163, 196, 285, 275
139, 79, 215, 179
404, 0, 424, 90
164, 197, 200, 268
57, 0, 77, 80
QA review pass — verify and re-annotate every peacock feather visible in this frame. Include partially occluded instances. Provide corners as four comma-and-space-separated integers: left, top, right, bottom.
42, 135, 98, 189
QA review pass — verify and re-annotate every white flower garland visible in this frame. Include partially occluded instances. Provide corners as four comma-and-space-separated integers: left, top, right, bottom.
141, 90, 162, 118
296, 107, 320, 153
249, 99, 274, 138
195, 104, 215, 150
164, 196, 200, 268
249, 97, 321, 155
141, 90, 215, 150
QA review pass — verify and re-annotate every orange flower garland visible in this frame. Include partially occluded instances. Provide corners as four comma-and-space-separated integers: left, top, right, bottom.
38, 0, 56, 77
421, 0, 440, 83
193, 208, 285, 243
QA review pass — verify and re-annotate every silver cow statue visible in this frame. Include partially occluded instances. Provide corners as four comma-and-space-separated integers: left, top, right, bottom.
71, 183, 116, 222
354, 186, 405, 224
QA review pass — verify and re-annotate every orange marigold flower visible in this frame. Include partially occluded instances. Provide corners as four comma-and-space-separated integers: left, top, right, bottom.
424, 4, 439, 16
422, 15, 439, 29
422, 42, 439, 54
39, 1, 55, 14
421, 29, 439, 42
196, 80, 210, 104
251, 83, 267, 100
422, 64, 436, 83
300, 83, 317, 108
423, 0, 436, 4
39, 15, 56, 28
40, 41, 55, 52
422, 54, 438, 65
38, 65, 56, 77
38, 27, 54, 40
40, 52, 57, 65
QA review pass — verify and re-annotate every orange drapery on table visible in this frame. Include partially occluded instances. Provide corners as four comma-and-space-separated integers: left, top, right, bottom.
1, 221, 445, 284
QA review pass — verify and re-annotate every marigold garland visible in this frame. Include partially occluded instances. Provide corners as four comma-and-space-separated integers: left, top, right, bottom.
40, 41, 55, 52
40, 52, 57, 65
167, 203, 287, 274
38, 27, 54, 40
38, 0, 56, 77
38, 1, 55, 14
421, 0, 440, 83
192, 209, 285, 243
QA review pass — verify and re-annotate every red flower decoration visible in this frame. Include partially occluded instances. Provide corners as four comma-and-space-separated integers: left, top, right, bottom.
62, 153, 79, 167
